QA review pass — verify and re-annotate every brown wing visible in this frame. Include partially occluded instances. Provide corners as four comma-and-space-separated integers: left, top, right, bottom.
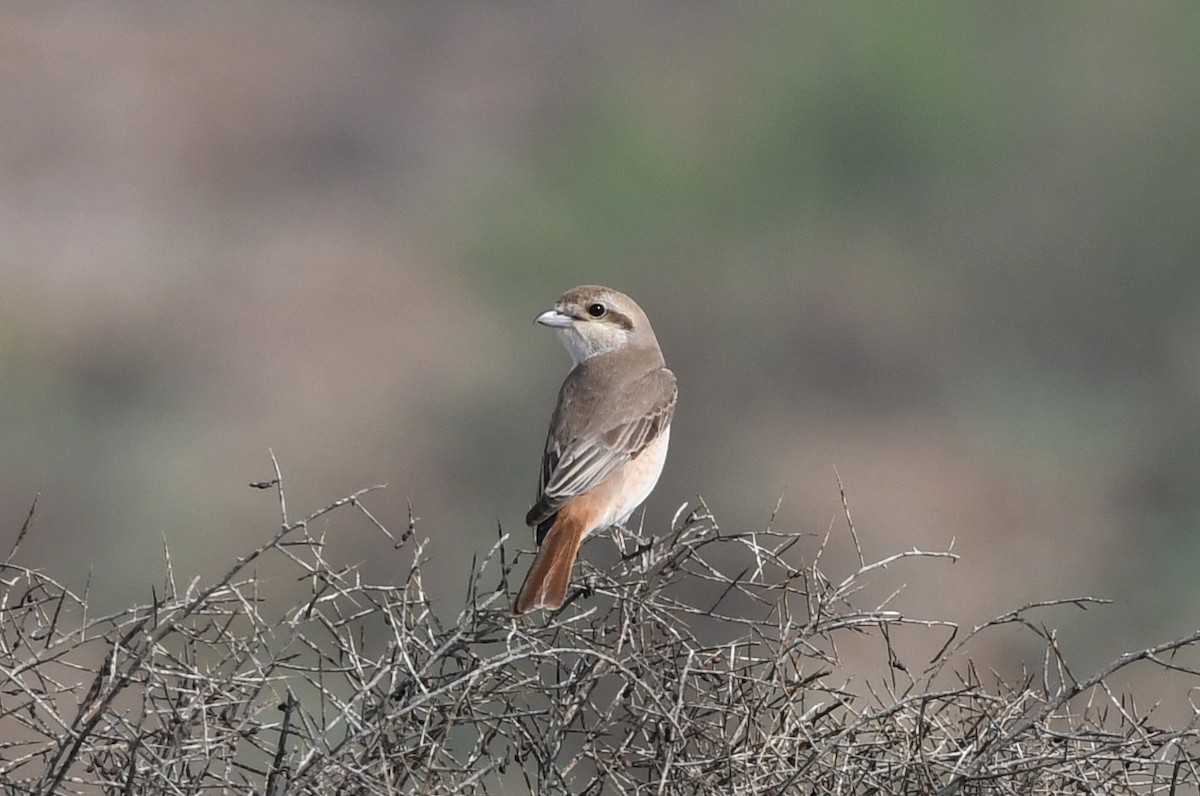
526, 358, 676, 536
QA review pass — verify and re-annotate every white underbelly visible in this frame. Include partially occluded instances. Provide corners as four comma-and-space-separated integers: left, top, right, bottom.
602, 425, 671, 529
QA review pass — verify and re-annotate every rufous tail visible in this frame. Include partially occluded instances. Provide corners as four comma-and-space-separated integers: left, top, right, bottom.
513, 512, 586, 615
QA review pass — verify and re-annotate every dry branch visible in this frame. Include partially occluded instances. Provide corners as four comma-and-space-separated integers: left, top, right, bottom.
0, 465, 1197, 794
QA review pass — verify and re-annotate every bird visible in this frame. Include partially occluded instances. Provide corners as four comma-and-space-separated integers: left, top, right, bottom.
513, 285, 677, 615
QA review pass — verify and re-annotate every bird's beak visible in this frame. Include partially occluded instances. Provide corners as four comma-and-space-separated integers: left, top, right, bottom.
535, 309, 574, 328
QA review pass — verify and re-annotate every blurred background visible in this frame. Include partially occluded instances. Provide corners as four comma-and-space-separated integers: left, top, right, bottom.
3, 4, 1199, 705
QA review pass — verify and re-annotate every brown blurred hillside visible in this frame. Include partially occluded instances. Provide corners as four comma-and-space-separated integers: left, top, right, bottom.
2, 4, 1199, 708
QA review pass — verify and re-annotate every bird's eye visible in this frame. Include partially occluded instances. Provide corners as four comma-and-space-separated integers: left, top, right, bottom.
587, 303, 607, 318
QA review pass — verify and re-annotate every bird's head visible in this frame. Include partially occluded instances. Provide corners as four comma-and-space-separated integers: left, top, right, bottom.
535, 285, 661, 366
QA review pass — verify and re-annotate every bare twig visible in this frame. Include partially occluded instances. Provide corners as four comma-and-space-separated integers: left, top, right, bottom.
0, 469, 1195, 794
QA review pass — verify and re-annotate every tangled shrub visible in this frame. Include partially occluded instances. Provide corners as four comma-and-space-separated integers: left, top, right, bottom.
1, 461, 1197, 794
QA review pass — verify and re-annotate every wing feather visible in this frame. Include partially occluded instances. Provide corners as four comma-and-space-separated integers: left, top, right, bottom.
525, 361, 676, 530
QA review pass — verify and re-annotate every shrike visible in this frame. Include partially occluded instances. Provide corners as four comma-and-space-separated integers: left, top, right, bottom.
513, 285, 676, 615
